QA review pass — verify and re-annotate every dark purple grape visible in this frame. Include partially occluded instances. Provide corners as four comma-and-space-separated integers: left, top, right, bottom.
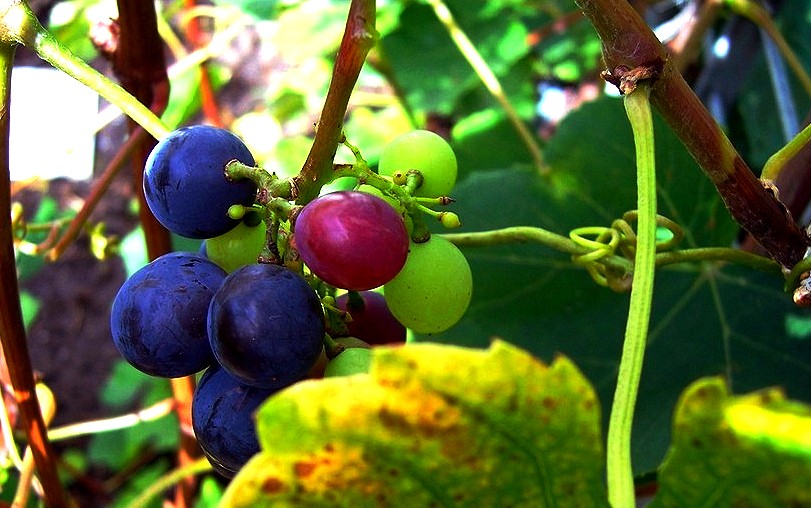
293, 191, 409, 291
207, 263, 325, 388
335, 291, 406, 345
110, 252, 226, 378
192, 365, 279, 477
143, 125, 257, 239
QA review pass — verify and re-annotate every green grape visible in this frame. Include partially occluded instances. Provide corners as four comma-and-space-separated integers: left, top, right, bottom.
357, 184, 400, 210
205, 218, 266, 272
384, 236, 472, 334
378, 130, 458, 198
357, 184, 414, 234
324, 347, 373, 377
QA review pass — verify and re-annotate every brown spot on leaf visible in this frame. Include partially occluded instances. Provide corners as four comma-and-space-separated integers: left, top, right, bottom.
295, 460, 317, 478
542, 397, 557, 409
262, 477, 286, 494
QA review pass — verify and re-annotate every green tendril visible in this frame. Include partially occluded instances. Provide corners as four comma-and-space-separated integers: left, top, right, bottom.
569, 226, 621, 264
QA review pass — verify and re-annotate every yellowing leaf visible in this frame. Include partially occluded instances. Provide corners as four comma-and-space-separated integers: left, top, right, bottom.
650, 377, 811, 508
220, 341, 609, 507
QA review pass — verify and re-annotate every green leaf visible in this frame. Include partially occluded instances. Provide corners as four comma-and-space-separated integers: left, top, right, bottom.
426, 95, 811, 473
15, 196, 66, 281
88, 361, 177, 470
194, 475, 226, 508
452, 108, 535, 178
272, 1, 350, 62
343, 105, 414, 166
379, 0, 530, 115
107, 459, 171, 508
649, 377, 811, 507
161, 63, 230, 130
221, 341, 609, 507
212, 0, 278, 20
118, 226, 202, 278
18, 290, 40, 330
47, 0, 108, 62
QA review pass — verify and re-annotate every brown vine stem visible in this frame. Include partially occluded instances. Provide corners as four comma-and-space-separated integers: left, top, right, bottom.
46, 128, 148, 261
293, 0, 377, 204
573, 0, 809, 270
0, 41, 67, 507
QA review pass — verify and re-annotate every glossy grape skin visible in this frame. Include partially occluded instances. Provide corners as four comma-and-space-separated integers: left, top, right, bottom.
335, 291, 406, 345
205, 219, 266, 272
207, 263, 325, 388
192, 365, 279, 477
384, 236, 472, 335
378, 130, 458, 198
294, 191, 409, 291
110, 252, 226, 378
143, 125, 257, 239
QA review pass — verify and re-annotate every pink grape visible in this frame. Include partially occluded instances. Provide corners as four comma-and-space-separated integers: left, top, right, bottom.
294, 191, 409, 291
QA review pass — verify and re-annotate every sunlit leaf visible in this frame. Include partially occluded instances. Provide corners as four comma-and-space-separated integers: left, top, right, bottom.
649, 377, 811, 507
380, 0, 530, 115
221, 341, 609, 507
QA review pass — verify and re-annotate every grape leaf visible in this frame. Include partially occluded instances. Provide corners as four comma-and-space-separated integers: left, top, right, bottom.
425, 96, 811, 473
379, 0, 530, 115
220, 341, 609, 507
649, 377, 811, 507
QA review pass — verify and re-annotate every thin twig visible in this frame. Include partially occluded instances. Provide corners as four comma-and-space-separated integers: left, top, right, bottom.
47, 128, 149, 261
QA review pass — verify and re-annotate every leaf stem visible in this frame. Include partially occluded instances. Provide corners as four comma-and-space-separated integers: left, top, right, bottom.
606, 82, 656, 508
424, 0, 546, 174
0, 0, 170, 140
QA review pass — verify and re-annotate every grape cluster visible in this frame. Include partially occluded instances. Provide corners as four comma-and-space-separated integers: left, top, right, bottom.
109, 125, 473, 477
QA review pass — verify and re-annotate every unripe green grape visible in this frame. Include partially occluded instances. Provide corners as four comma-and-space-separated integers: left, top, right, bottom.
357, 184, 401, 210
324, 347, 372, 377
357, 184, 413, 234
205, 219, 266, 272
335, 336, 372, 349
384, 236, 472, 334
378, 130, 457, 198
307, 336, 370, 379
